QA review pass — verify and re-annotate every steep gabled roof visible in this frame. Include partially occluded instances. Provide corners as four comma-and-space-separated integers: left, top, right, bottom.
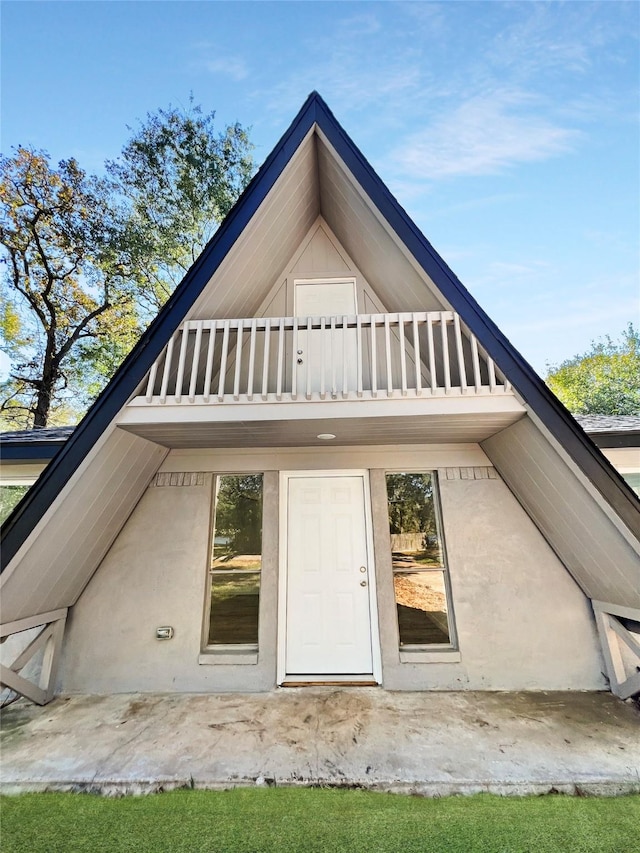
1, 91, 638, 591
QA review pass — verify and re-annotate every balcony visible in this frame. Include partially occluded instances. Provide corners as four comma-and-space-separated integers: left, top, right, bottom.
119, 312, 525, 448
135, 311, 513, 403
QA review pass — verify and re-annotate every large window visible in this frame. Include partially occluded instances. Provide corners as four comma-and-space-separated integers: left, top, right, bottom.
205, 474, 263, 648
386, 472, 455, 648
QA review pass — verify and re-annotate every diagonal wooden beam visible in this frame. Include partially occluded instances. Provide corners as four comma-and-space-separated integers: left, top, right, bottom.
592, 604, 640, 700
0, 613, 67, 705
607, 614, 640, 658
0, 608, 67, 638
615, 670, 640, 702
10, 623, 55, 671
0, 664, 47, 706
40, 616, 66, 702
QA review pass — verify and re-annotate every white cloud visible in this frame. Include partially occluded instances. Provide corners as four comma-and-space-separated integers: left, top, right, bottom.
251, 58, 422, 125
334, 11, 382, 38
487, 5, 592, 77
392, 90, 579, 179
509, 297, 640, 336
201, 56, 249, 82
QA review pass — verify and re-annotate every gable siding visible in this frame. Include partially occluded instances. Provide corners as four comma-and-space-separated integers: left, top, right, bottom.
0, 430, 167, 623
290, 222, 351, 276
317, 137, 445, 314
188, 134, 319, 322
482, 416, 640, 610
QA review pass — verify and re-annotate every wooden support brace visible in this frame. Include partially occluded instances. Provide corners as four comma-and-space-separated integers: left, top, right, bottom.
592, 601, 640, 701
0, 610, 67, 705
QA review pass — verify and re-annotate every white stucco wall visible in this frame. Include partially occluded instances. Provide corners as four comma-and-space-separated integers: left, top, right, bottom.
58, 446, 605, 694
59, 471, 279, 694
370, 469, 605, 691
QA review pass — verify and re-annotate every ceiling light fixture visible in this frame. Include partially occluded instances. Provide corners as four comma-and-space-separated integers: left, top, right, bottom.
317, 433, 336, 440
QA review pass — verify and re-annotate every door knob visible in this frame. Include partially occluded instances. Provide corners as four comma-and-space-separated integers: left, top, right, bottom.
360, 580, 367, 587
297, 358, 303, 364
359, 566, 367, 573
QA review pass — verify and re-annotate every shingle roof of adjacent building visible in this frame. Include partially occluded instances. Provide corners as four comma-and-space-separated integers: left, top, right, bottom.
0, 426, 76, 444
574, 415, 640, 434
0, 426, 76, 461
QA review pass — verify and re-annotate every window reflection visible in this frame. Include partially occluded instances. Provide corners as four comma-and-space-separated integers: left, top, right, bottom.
207, 474, 263, 646
386, 472, 453, 647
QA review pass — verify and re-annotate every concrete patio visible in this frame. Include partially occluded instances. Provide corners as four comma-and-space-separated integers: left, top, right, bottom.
1, 689, 639, 797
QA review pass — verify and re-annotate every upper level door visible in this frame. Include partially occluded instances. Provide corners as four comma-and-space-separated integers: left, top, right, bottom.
294, 279, 357, 395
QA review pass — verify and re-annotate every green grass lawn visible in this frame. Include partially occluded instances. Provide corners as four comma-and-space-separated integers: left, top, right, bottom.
1, 789, 638, 853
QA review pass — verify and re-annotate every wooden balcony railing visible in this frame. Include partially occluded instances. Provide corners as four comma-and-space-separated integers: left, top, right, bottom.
137, 311, 512, 405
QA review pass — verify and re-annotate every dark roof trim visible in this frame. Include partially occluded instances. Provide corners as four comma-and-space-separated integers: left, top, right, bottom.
313, 97, 640, 534
0, 444, 63, 462
0, 92, 323, 569
2, 91, 638, 570
588, 433, 640, 449
1, 427, 71, 460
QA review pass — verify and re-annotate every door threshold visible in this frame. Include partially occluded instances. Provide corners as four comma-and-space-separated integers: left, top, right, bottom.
281, 676, 378, 687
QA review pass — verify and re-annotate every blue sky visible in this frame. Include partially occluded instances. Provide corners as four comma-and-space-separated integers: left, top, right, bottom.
2, 0, 639, 374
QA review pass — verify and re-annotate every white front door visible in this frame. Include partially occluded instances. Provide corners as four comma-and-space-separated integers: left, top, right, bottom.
285, 475, 373, 675
294, 279, 358, 395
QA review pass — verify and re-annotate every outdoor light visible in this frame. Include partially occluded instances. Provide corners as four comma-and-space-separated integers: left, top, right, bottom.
317, 434, 336, 440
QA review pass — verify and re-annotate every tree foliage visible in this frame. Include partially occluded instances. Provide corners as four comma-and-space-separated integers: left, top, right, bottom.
0, 485, 29, 525
213, 475, 263, 555
107, 100, 254, 315
0, 99, 254, 428
0, 148, 137, 428
545, 324, 640, 415
386, 473, 436, 536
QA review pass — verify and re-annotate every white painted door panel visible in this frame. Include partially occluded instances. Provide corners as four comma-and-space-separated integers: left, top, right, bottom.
294, 281, 358, 394
286, 476, 373, 674
295, 281, 356, 317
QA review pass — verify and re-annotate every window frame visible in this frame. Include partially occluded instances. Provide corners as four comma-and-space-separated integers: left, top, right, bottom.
200, 472, 264, 660
385, 469, 459, 654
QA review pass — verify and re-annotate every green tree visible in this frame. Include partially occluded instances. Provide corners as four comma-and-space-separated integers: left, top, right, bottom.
546, 324, 640, 415
108, 99, 254, 316
386, 473, 436, 536
214, 475, 263, 554
0, 147, 137, 428
0, 101, 254, 428
0, 485, 29, 525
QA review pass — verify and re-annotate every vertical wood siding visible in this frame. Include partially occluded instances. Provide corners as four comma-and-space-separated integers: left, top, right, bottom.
0, 430, 168, 622
482, 417, 640, 609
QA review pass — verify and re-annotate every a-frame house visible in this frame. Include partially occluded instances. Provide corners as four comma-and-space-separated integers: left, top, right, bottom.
1, 93, 639, 704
